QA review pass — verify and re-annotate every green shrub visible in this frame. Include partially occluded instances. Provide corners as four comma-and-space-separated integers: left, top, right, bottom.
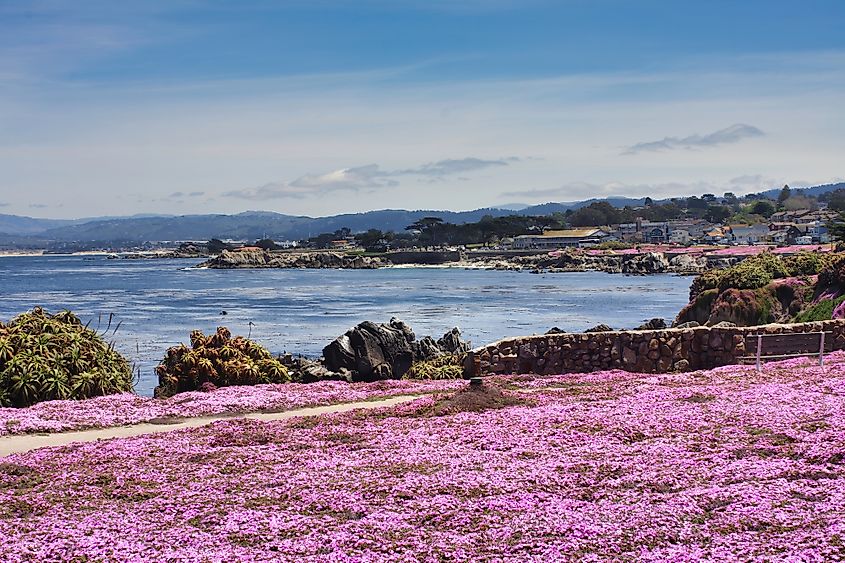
783, 252, 833, 277
793, 295, 845, 323
817, 255, 845, 291
718, 263, 773, 292
403, 354, 466, 380
714, 253, 789, 293
0, 307, 133, 407
154, 327, 290, 397
593, 241, 634, 250
689, 270, 723, 301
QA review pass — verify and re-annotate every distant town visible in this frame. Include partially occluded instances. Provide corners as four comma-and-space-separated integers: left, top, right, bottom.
2, 184, 844, 255
185, 185, 845, 256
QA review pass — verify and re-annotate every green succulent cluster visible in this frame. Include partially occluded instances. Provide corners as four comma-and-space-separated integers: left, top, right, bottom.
0, 307, 133, 407
403, 354, 466, 380
155, 327, 290, 397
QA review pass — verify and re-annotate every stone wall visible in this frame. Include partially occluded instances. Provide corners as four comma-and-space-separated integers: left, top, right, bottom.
385, 250, 463, 265
465, 320, 845, 376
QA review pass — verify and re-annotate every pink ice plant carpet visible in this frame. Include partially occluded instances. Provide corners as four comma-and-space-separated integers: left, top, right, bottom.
0, 378, 467, 436
1, 354, 845, 561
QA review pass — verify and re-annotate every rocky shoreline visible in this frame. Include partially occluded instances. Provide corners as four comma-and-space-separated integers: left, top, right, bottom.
197, 248, 747, 275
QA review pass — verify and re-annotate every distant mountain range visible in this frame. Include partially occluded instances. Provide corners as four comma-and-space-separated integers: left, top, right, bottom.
0, 183, 841, 246
759, 182, 845, 200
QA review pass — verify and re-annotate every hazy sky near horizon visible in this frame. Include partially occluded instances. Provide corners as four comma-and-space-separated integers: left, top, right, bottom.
1, 1, 844, 219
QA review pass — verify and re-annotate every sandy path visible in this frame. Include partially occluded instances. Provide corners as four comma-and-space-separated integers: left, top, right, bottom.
0, 394, 420, 457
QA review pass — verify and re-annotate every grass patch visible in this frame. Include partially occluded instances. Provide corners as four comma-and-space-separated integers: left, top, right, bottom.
793, 294, 845, 322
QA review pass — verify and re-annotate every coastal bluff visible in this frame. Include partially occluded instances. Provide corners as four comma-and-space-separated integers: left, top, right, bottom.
467, 319, 845, 376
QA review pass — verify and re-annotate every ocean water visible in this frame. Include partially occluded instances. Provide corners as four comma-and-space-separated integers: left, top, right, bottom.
0, 255, 693, 395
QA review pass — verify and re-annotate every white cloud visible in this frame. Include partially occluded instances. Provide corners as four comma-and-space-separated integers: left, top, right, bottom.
224, 158, 518, 200
223, 165, 397, 200
623, 124, 765, 155
397, 157, 516, 177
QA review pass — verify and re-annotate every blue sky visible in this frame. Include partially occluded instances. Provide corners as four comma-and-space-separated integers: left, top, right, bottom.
1, 0, 844, 218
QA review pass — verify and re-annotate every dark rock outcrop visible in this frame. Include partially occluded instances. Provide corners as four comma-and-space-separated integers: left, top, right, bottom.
585, 323, 613, 333
621, 252, 669, 275
322, 318, 469, 381
437, 328, 469, 354
636, 318, 667, 331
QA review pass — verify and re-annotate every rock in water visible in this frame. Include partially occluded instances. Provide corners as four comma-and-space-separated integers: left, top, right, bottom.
322, 318, 468, 381
635, 318, 667, 330
585, 323, 613, 333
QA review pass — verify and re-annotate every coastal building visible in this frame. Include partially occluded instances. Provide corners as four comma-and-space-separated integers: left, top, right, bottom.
801, 221, 830, 243
671, 219, 715, 241
616, 218, 717, 244
729, 224, 770, 245
617, 219, 670, 243
769, 209, 835, 226
769, 225, 804, 245
669, 229, 690, 245
512, 228, 612, 249
766, 221, 830, 243
702, 227, 731, 244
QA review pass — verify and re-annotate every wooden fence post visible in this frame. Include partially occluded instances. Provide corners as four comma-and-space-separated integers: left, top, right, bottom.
756, 334, 762, 373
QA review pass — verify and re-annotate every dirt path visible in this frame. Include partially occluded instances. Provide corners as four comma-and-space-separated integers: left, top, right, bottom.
0, 394, 421, 457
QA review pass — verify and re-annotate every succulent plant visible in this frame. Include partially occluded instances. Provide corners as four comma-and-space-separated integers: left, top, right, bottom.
0, 307, 133, 407
403, 353, 466, 380
154, 327, 290, 397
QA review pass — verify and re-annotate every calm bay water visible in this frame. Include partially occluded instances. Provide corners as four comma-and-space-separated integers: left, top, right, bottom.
0, 255, 692, 395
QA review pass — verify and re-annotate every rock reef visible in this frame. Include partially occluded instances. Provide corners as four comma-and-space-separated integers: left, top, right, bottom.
197, 249, 384, 269
197, 247, 739, 276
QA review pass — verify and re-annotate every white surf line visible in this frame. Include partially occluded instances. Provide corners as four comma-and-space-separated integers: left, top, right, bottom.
0, 394, 421, 458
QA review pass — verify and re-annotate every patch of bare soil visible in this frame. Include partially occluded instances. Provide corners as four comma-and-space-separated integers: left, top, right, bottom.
414, 384, 534, 417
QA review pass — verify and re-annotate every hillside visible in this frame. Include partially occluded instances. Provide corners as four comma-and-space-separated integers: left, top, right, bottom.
0, 214, 75, 236
760, 182, 845, 200
23, 208, 521, 243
